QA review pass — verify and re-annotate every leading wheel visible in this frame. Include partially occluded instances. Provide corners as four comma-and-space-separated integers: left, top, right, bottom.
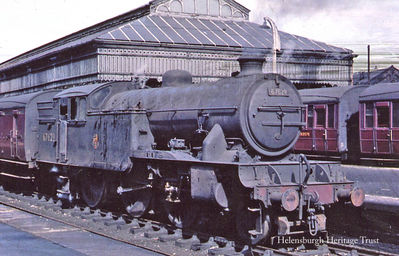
80, 169, 107, 208
235, 202, 270, 245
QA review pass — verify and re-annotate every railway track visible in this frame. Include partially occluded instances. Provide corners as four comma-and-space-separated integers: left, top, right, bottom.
0, 186, 397, 256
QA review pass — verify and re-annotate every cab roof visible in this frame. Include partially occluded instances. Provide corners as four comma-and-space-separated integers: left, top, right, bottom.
54, 83, 110, 99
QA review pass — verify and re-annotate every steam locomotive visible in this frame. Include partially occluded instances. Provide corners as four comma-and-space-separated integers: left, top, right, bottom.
0, 55, 364, 245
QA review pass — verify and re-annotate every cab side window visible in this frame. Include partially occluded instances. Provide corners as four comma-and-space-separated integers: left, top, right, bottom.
60, 98, 68, 120
70, 97, 77, 120
78, 98, 87, 120
59, 97, 86, 121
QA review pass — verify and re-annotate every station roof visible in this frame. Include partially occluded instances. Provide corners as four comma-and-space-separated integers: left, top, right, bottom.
98, 14, 346, 53
0, 0, 353, 73
360, 82, 399, 102
354, 65, 399, 85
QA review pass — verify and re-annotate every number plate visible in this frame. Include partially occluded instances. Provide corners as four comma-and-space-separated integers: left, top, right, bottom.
268, 88, 289, 97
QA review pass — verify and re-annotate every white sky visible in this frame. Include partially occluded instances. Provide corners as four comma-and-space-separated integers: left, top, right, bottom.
0, 0, 398, 70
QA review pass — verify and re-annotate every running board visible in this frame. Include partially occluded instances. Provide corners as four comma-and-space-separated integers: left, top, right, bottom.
0, 172, 34, 180
0, 158, 29, 166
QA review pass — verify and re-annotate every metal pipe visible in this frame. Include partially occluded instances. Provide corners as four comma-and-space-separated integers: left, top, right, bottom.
264, 17, 281, 74
368, 45, 371, 85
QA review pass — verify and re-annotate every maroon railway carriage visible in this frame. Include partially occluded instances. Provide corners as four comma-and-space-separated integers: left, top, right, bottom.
294, 86, 368, 160
359, 83, 399, 157
0, 91, 59, 169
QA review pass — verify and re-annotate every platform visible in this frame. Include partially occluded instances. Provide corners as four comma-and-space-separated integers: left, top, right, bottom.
0, 204, 160, 256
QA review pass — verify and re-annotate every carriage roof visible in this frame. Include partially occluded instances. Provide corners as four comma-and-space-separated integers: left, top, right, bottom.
300, 86, 368, 104
360, 82, 399, 102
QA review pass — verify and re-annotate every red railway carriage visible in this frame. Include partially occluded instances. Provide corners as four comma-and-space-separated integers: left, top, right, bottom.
0, 91, 59, 166
359, 83, 399, 157
295, 86, 368, 160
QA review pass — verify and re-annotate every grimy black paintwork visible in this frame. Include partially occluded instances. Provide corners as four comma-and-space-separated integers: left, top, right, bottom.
0, 56, 362, 245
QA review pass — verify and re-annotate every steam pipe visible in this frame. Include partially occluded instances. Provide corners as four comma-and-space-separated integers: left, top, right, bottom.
264, 17, 281, 73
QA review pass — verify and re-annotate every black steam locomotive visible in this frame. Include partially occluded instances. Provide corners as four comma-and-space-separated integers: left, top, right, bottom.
0, 56, 364, 245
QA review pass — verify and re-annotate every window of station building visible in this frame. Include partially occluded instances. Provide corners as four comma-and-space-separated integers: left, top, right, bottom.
316, 107, 326, 127
209, 0, 219, 16
170, 0, 183, 12
233, 11, 244, 18
184, 0, 195, 13
376, 105, 389, 128
196, 0, 207, 14
365, 103, 373, 128
221, 4, 232, 17
157, 6, 169, 12
156, 0, 245, 18
327, 104, 335, 128
393, 102, 399, 127
307, 105, 314, 128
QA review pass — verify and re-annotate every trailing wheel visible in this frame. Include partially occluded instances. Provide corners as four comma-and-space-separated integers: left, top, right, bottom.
235, 202, 270, 245
119, 164, 153, 217
80, 169, 108, 208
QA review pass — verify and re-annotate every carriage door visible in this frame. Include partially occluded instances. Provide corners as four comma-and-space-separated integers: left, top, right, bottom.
375, 102, 390, 154
313, 105, 327, 151
57, 98, 68, 162
325, 104, 338, 151
390, 102, 399, 155
10, 111, 19, 158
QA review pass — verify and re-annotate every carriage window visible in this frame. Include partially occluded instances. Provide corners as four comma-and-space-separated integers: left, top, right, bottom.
376, 106, 389, 128
393, 102, 399, 127
307, 105, 314, 128
365, 103, 373, 128
327, 104, 335, 128
316, 108, 326, 127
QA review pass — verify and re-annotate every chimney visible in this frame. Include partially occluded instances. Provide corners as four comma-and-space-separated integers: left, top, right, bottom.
238, 55, 265, 76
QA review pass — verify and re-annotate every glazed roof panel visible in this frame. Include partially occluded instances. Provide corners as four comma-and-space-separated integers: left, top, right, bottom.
99, 14, 352, 54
